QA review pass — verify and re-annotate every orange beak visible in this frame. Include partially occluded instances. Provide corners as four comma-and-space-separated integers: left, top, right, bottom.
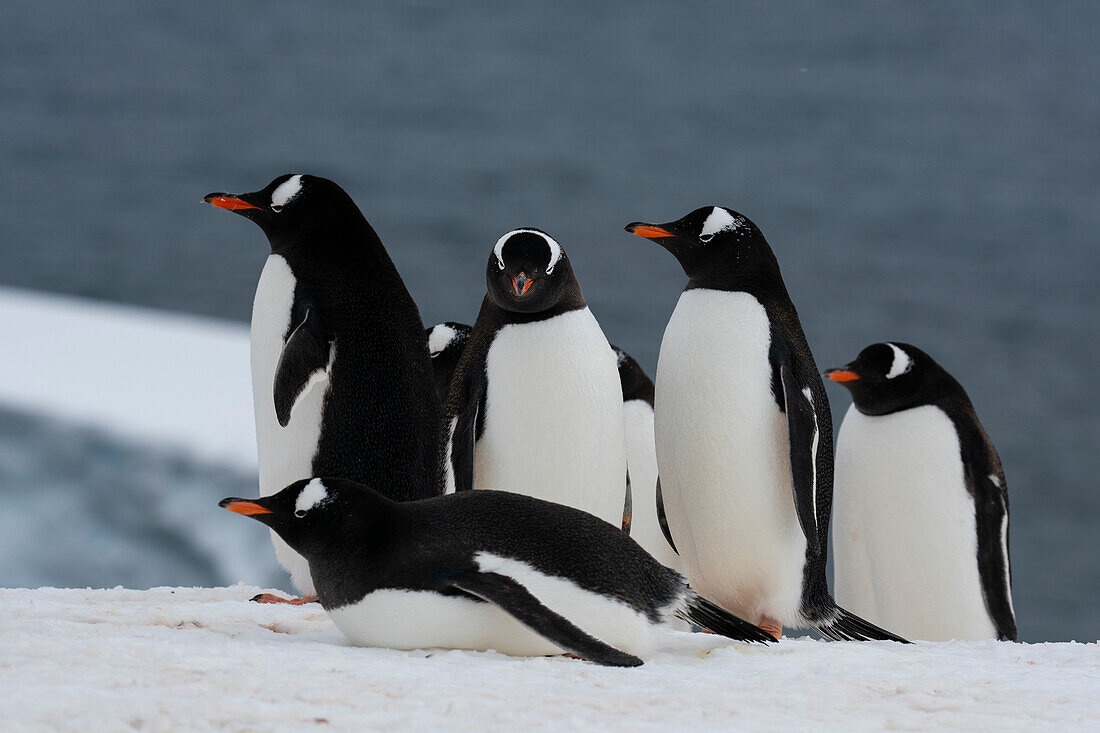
825, 370, 861, 383
204, 195, 262, 211
626, 224, 674, 239
221, 500, 273, 516
511, 273, 534, 296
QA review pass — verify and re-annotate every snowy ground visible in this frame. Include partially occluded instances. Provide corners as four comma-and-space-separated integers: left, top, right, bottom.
2, 587, 1096, 732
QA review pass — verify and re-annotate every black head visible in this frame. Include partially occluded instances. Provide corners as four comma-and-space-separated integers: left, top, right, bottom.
219, 477, 384, 560
426, 322, 472, 400
486, 229, 583, 314
611, 345, 654, 406
204, 174, 364, 253
625, 206, 778, 285
825, 342, 960, 415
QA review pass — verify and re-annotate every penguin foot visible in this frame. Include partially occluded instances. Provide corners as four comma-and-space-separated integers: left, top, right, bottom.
758, 618, 782, 640
250, 593, 318, 605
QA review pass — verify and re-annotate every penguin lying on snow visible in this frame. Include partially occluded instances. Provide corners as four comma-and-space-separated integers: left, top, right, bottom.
205, 175, 440, 603
626, 207, 905, 642
826, 343, 1017, 641
441, 229, 629, 530
221, 478, 776, 666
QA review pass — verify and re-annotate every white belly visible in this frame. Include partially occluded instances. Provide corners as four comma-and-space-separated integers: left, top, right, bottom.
251, 255, 330, 595
654, 290, 807, 626
833, 404, 997, 641
623, 400, 683, 572
327, 590, 562, 657
475, 308, 628, 526
326, 553, 664, 659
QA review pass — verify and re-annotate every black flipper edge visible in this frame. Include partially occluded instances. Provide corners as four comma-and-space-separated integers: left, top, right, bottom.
813, 606, 909, 643
451, 571, 644, 667
676, 592, 777, 644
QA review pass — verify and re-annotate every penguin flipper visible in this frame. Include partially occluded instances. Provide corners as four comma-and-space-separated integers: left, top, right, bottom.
779, 363, 822, 554
446, 371, 483, 493
971, 465, 1018, 641
273, 306, 332, 427
621, 471, 632, 534
450, 571, 643, 667
654, 477, 678, 555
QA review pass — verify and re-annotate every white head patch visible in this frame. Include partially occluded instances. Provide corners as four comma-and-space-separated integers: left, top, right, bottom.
493, 229, 563, 274
699, 207, 742, 239
295, 478, 329, 514
427, 324, 458, 356
885, 343, 913, 379
271, 174, 304, 208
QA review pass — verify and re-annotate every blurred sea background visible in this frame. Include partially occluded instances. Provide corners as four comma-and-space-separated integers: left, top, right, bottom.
0, 1, 1096, 642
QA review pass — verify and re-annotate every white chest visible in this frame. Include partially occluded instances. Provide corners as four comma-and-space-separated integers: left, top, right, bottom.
832, 404, 996, 640
250, 255, 329, 594
250, 255, 329, 495
653, 289, 806, 623
475, 308, 627, 525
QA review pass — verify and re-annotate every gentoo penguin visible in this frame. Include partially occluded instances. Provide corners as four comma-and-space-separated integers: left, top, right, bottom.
205, 174, 440, 602
825, 342, 1017, 641
611, 346, 683, 572
626, 207, 904, 642
426, 322, 472, 402
221, 477, 776, 665
442, 229, 630, 530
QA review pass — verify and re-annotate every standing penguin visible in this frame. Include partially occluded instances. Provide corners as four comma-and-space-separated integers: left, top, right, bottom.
442, 229, 629, 529
221, 477, 775, 666
205, 174, 440, 602
426, 322, 472, 402
612, 346, 683, 572
825, 342, 1017, 641
626, 207, 904, 641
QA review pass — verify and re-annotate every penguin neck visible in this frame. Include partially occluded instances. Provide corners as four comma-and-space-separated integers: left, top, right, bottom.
683, 249, 790, 304
482, 285, 587, 326
272, 218, 410, 304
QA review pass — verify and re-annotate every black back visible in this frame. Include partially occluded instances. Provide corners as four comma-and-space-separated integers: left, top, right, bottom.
206, 174, 441, 501
826, 343, 1018, 640
611, 346, 654, 407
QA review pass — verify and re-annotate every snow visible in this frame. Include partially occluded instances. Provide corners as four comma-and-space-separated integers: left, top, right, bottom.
1, 587, 1096, 731
0, 286, 255, 468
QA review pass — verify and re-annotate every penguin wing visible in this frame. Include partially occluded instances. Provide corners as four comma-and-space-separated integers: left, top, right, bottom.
445, 367, 484, 493
971, 462, 1018, 641
654, 477, 678, 555
780, 363, 823, 554
621, 471, 632, 534
273, 306, 332, 428
450, 571, 643, 667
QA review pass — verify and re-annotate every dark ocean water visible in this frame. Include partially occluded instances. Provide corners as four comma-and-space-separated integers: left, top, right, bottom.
0, 2, 1097, 642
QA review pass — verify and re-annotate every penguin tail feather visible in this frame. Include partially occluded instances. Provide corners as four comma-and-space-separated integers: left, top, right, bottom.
813, 606, 909, 643
677, 593, 778, 644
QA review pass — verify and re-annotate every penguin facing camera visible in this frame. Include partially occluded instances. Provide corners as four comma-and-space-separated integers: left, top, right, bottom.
441, 229, 630, 530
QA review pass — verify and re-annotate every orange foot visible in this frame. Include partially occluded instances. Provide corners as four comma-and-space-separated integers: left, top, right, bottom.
250, 593, 319, 605
758, 617, 782, 640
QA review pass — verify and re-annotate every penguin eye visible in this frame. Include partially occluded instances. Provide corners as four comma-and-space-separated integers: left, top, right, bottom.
271, 204, 284, 213
699, 233, 714, 243
294, 509, 306, 518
